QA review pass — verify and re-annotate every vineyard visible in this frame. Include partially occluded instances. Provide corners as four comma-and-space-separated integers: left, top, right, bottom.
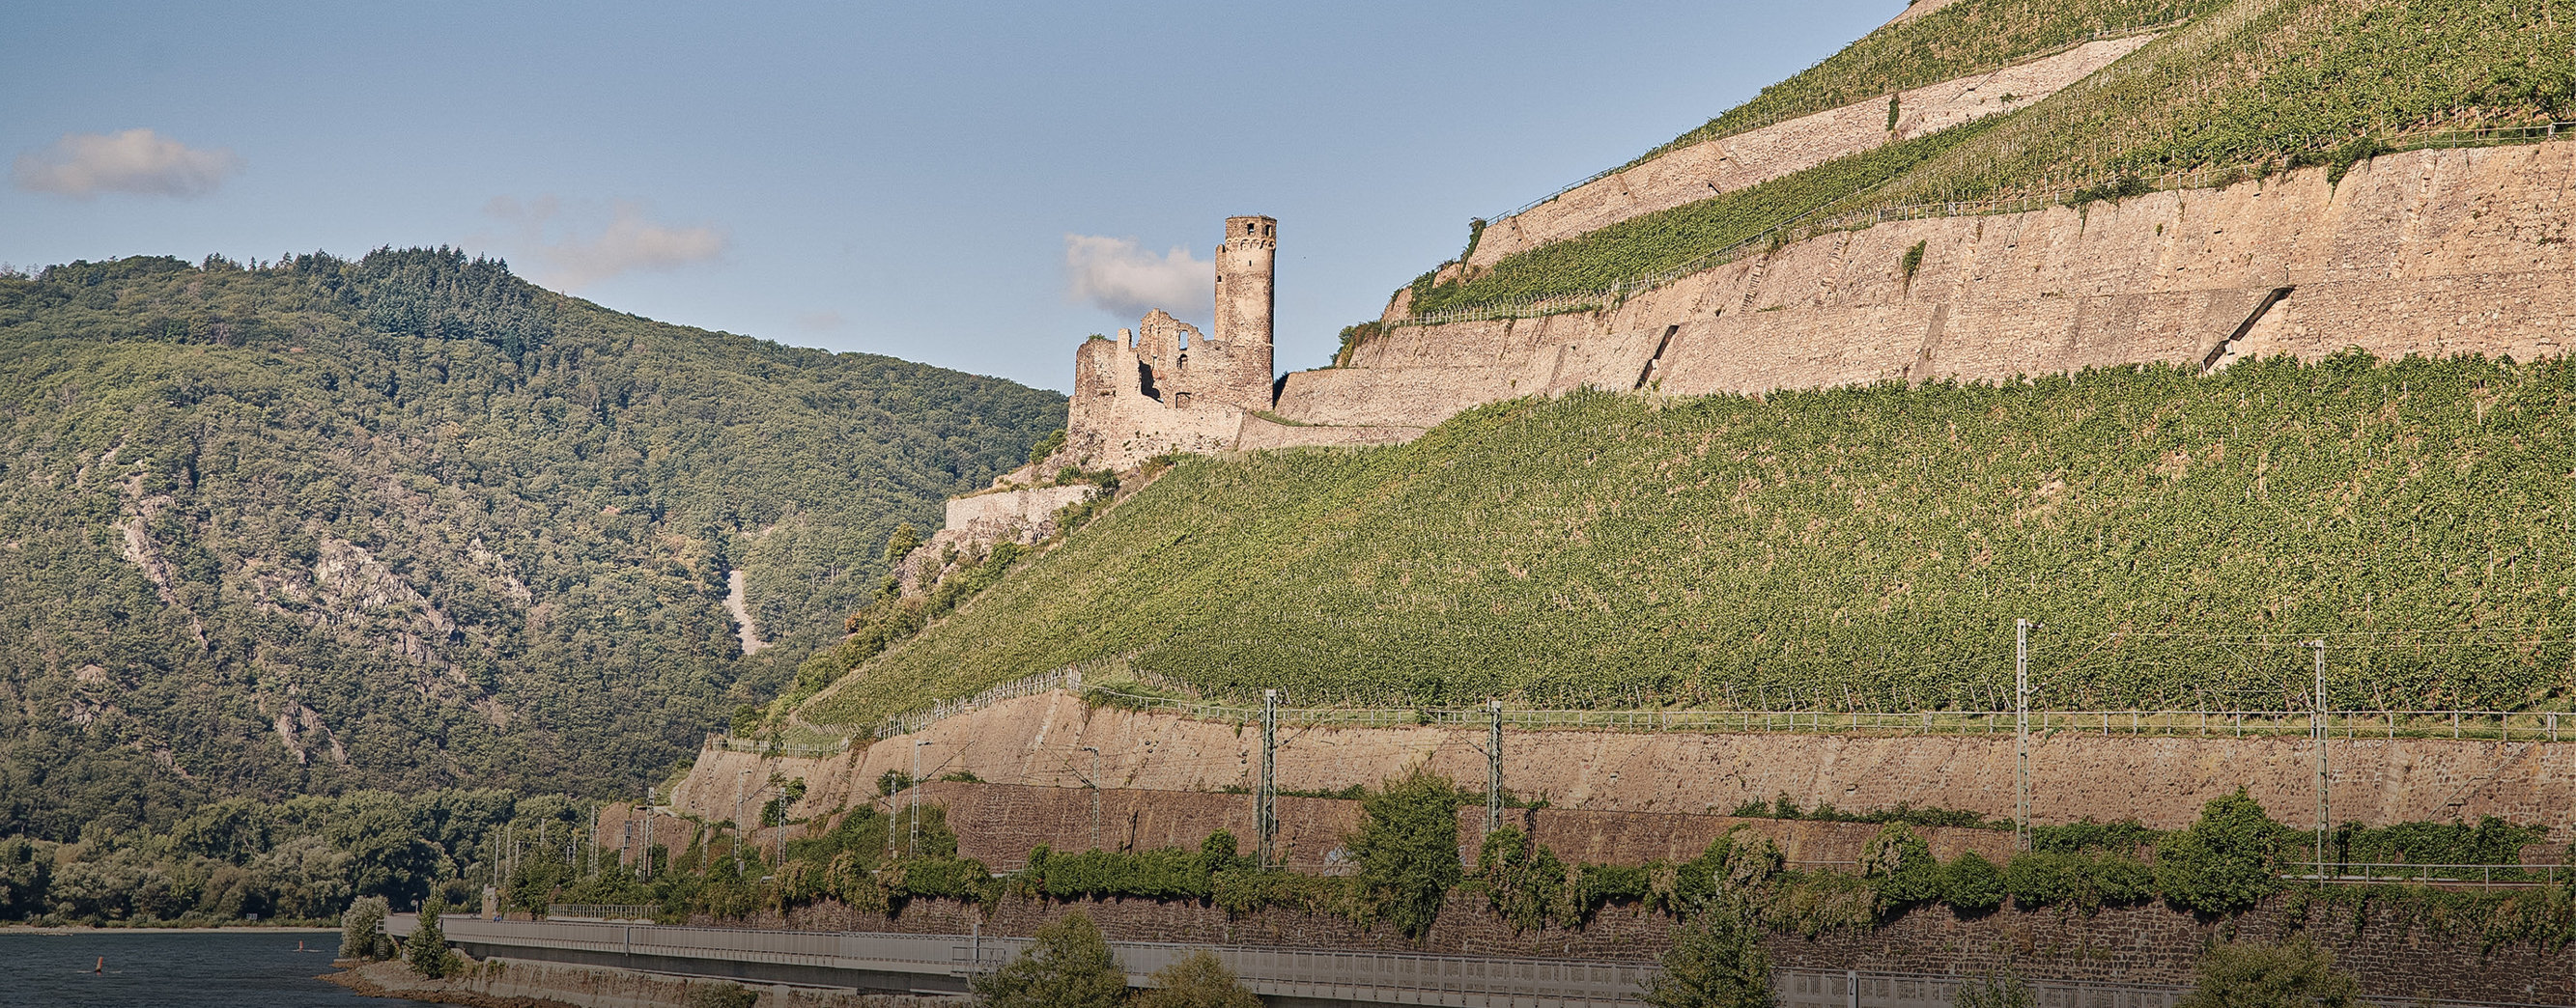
1615, 0, 2226, 174
799, 354, 2572, 731
1418, 0, 2576, 319
1411, 123, 1997, 316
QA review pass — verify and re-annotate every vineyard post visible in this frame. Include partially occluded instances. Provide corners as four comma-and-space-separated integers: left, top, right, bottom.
1082, 745, 1102, 852
2015, 618, 2032, 853
909, 740, 928, 860
1259, 689, 1277, 868
2312, 640, 2328, 882
1487, 699, 1504, 837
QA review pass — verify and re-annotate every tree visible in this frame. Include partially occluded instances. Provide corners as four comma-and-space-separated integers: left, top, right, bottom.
1641, 909, 1776, 1008
1133, 950, 1261, 1008
970, 912, 1127, 1008
2174, 937, 2359, 1008
1347, 770, 1466, 939
340, 895, 389, 959
407, 897, 458, 978
2158, 791, 2288, 915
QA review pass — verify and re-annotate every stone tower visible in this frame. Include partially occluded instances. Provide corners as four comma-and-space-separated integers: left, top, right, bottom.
1212, 215, 1276, 402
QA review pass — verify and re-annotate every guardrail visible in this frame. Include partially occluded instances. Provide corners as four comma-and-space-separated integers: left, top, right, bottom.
541, 904, 658, 921
741, 684, 2568, 760
2283, 862, 2565, 889
389, 915, 2565, 1007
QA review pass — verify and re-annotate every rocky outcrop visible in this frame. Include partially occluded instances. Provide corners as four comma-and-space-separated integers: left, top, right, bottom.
676, 691, 2576, 841
1290, 144, 2576, 431
1466, 36, 2159, 268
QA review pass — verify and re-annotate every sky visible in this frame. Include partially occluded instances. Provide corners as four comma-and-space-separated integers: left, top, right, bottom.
2, 1, 1899, 393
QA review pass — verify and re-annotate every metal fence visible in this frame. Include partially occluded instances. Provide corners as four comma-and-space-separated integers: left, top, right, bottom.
542, 904, 658, 921
391, 915, 2564, 1008
734, 675, 2568, 761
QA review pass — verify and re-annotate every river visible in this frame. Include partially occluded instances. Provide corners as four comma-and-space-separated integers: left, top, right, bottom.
0, 930, 434, 1008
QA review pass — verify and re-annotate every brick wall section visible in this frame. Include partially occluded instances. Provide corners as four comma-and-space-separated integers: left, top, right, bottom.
1466, 37, 2157, 268
848, 781, 2017, 871
1278, 145, 2576, 434
712, 889, 2572, 1004
675, 693, 2576, 847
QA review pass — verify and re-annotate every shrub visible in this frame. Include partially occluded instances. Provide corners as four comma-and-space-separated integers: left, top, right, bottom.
1862, 825, 1939, 907
406, 898, 458, 978
1640, 906, 1777, 1008
970, 912, 1129, 1008
1134, 949, 1262, 1008
339, 895, 389, 959
2005, 850, 2153, 911
1474, 826, 1571, 931
1952, 967, 2033, 1008
1348, 770, 1466, 938
1939, 852, 2005, 914
2157, 791, 2288, 915
2174, 937, 2358, 1008
684, 983, 758, 1008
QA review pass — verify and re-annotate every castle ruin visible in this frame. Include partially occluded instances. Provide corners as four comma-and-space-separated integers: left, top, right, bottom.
1065, 216, 1280, 468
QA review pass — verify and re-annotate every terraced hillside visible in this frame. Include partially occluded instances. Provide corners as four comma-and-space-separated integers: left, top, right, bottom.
1411, 0, 2576, 319
803, 355, 2573, 731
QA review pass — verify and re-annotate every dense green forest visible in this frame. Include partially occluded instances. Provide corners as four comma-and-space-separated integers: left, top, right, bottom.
805, 355, 2570, 728
1410, 0, 2576, 319
0, 250, 1064, 843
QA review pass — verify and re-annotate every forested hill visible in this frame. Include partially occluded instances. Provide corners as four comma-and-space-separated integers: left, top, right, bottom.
0, 250, 1064, 839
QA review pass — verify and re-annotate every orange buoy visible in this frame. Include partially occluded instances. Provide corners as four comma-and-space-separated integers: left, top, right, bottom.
94, 956, 103, 973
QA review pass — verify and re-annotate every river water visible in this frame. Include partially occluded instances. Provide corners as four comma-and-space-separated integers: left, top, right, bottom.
0, 931, 437, 1008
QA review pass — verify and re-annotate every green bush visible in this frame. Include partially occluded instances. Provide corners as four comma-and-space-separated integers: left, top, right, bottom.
2157, 791, 2290, 915
1861, 825, 1940, 907
339, 896, 390, 960
1348, 770, 1467, 938
2173, 936, 2359, 1008
1473, 826, 1571, 931
406, 898, 458, 979
1641, 907, 1778, 1008
2004, 850, 2153, 911
971, 912, 1128, 1008
1134, 950, 1262, 1008
1940, 852, 2006, 914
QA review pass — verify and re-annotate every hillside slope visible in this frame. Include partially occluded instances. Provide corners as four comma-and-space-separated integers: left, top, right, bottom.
1411, 0, 2576, 320
0, 250, 1064, 838
805, 356, 2570, 729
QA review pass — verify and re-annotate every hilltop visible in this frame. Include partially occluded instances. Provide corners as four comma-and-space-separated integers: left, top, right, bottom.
0, 250, 1064, 838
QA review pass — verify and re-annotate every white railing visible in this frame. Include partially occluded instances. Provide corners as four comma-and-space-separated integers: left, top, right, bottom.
2283, 862, 2565, 889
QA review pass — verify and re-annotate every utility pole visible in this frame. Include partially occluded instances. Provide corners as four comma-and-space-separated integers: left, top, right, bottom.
1258, 689, 1277, 868
1486, 699, 1504, 837
2015, 618, 2032, 853
2312, 639, 2329, 881
910, 740, 929, 860
1081, 746, 1102, 851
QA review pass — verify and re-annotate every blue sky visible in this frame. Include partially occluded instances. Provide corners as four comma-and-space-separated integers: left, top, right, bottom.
2, 1, 1897, 392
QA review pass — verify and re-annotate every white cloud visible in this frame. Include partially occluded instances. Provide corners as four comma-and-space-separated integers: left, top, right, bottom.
13, 128, 241, 198
484, 196, 727, 291
1063, 234, 1211, 322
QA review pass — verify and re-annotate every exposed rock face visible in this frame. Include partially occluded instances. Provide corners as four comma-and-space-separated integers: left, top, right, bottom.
1288, 144, 2576, 430
679, 691, 2576, 839
895, 485, 1098, 593
1465, 36, 2158, 269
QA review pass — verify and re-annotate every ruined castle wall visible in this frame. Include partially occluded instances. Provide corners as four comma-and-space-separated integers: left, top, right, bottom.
1288, 144, 2576, 429
675, 692, 2576, 846
1232, 414, 1423, 452
1467, 38, 2156, 268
